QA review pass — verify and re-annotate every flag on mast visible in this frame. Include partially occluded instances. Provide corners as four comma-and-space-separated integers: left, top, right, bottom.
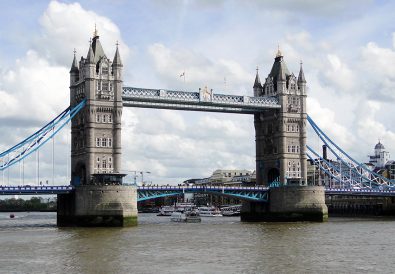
180, 71, 186, 83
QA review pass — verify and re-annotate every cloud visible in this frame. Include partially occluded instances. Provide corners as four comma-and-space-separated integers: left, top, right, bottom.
148, 43, 251, 94
37, 0, 130, 66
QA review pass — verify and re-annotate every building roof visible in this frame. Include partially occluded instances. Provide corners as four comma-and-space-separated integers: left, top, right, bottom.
91, 35, 106, 64
375, 141, 385, 150
269, 53, 290, 83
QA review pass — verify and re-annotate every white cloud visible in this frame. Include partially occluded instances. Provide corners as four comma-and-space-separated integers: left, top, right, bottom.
148, 43, 251, 94
37, 0, 130, 66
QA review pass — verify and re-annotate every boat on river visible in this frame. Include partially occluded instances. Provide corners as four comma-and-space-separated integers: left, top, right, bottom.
170, 211, 201, 223
157, 206, 175, 216
221, 205, 241, 217
198, 206, 222, 217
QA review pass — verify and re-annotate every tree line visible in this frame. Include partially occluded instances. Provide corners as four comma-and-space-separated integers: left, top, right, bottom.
0, 197, 56, 212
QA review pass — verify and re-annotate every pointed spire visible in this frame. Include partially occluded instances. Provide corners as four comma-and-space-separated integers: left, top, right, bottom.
298, 60, 306, 83
70, 48, 79, 73
253, 66, 262, 88
87, 39, 95, 64
278, 61, 286, 81
93, 23, 98, 38
276, 44, 282, 58
113, 41, 122, 66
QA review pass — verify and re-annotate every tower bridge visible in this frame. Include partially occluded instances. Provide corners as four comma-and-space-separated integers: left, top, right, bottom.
3, 32, 395, 226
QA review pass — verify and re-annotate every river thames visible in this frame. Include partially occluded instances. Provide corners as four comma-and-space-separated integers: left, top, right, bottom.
0, 212, 394, 273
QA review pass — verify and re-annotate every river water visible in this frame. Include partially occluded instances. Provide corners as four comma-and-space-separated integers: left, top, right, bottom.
0, 212, 394, 273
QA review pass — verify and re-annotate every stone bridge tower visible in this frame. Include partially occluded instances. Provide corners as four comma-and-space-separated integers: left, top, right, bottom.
241, 49, 327, 222
58, 31, 137, 227
69, 31, 123, 185
253, 49, 307, 186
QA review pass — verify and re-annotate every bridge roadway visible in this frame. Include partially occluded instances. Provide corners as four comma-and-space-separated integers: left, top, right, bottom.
2, 185, 395, 201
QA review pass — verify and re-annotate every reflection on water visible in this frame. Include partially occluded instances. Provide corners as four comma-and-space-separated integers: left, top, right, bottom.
0, 212, 395, 273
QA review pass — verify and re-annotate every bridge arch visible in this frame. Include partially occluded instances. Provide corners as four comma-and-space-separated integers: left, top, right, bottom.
267, 168, 280, 184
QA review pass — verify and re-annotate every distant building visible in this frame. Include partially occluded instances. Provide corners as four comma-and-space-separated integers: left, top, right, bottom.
369, 141, 390, 169
183, 169, 255, 186
385, 160, 395, 180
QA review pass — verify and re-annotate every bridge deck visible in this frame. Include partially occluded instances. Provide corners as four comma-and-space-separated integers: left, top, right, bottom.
2, 186, 395, 198
122, 87, 280, 114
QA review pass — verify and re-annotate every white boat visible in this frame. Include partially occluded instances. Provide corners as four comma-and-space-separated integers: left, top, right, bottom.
157, 205, 175, 216
175, 202, 195, 212
170, 211, 201, 223
198, 206, 222, 217
221, 205, 242, 217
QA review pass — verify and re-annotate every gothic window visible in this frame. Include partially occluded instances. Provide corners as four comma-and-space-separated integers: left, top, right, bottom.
97, 81, 101, 91
108, 138, 112, 147
96, 114, 100, 123
102, 66, 108, 75
102, 80, 109, 91
102, 160, 107, 169
109, 157, 112, 163
109, 82, 113, 91
103, 115, 107, 123
102, 138, 107, 147
108, 114, 112, 123
97, 157, 100, 162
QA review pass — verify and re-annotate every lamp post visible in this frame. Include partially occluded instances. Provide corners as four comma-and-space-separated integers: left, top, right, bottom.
140, 171, 151, 185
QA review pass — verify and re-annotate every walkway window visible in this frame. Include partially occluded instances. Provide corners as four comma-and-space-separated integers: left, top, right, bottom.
102, 80, 109, 91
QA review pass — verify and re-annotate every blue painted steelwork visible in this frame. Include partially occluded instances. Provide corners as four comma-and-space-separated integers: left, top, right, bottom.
307, 115, 395, 189
2, 185, 395, 199
137, 186, 269, 202
122, 87, 280, 114
325, 188, 395, 197
0, 99, 86, 171
0, 185, 74, 195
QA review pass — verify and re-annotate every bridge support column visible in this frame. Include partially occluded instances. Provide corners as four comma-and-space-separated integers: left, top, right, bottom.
57, 185, 137, 227
241, 186, 328, 222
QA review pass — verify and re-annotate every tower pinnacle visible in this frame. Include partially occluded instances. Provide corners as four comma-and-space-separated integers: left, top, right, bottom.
298, 60, 306, 83
253, 66, 262, 88
276, 44, 282, 57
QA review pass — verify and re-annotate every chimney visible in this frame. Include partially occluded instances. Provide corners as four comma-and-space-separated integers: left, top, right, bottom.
323, 145, 328, 160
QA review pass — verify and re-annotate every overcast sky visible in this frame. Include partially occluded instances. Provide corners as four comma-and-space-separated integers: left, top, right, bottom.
1, 0, 395, 185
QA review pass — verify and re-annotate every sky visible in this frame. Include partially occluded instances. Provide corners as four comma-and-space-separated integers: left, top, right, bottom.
1, 0, 395, 185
